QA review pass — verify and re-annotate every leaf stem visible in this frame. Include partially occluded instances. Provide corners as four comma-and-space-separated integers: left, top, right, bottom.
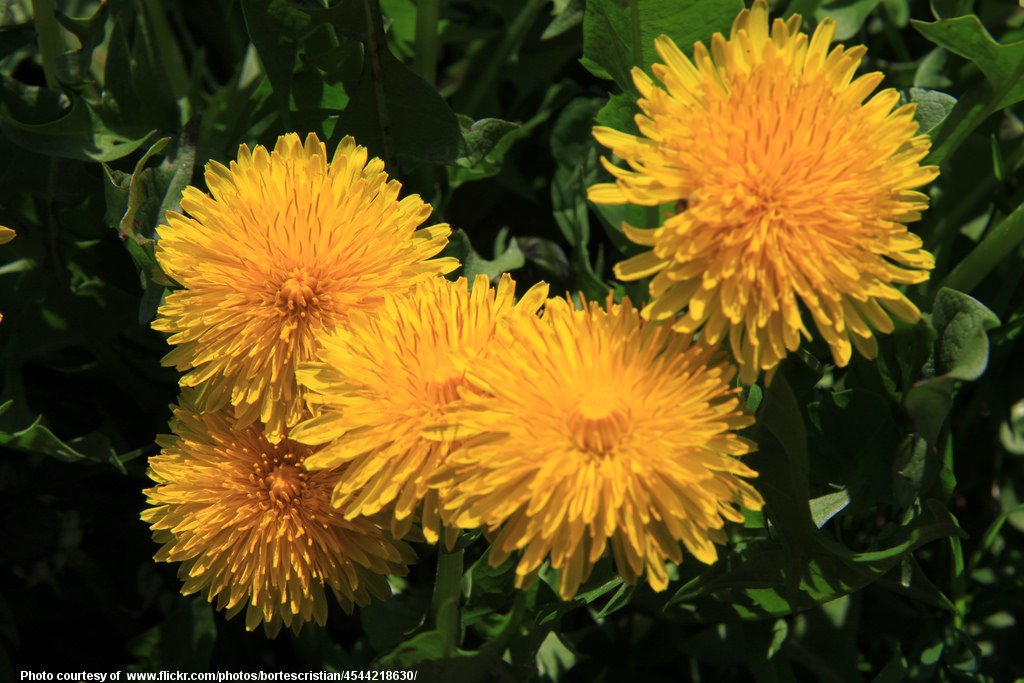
940, 200, 1024, 294
432, 544, 464, 657
628, 0, 643, 69
948, 536, 967, 631
31, 0, 63, 90
463, 0, 547, 114
362, 0, 396, 172
414, 0, 441, 88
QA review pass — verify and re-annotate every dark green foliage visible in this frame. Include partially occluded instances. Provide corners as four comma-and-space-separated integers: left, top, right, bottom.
1, 0, 1022, 680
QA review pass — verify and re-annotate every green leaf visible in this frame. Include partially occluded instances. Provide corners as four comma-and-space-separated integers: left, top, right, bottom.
904, 87, 957, 134
913, 16, 1024, 111
903, 289, 999, 447
447, 229, 526, 283
360, 595, 427, 653
666, 501, 963, 620
241, 0, 314, 115
0, 23, 34, 60
914, 15, 1024, 164
817, 0, 882, 41
0, 416, 124, 471
930, 288, 1000, 382
543, 0, 585, 40
334, 47, 464, 165
582, 0, 744, 92
0, 75, 152, 162
536, 632, 576, 682
550, 97, 613, 299
809, 489, 851, 529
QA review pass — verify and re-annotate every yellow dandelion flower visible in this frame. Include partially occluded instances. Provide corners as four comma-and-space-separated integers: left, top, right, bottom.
431, 296, 764, 600
141, 399, 416, 637
290, 274, 548, 543
152, 133, 458, 442
588, 0, 938, 383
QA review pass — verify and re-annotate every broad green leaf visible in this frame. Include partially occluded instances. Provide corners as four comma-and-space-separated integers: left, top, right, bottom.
0, 416, 123, 472
360, 595, 427, 653
594, 91, 637, 135
241, 0, 314, 115
914, 15, 1024, 164
334, 47, 464, 165
904, 289, 999, 446
929, 288, 999, 381
0, 23, 34, 60
536, 632, 576, 682
666, 501, 963, 620
0, 75, 152, 162
809, 489, 851, 529
582, 0, 744, 92
904, 87, 957, 134
448, 115, 523, 184
447, 229, 526, 283
913, 16, 1024, 111
817, 0, 881, 41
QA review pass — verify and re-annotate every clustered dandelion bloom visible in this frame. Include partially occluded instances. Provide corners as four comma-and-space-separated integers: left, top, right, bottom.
152, 133, 457, 442
291, 274, 548, 544
142, 399, 416, 636
589, 0, 938, 383
431, 296, 764, 600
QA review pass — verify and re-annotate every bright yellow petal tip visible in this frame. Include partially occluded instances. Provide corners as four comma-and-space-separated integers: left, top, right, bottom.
432, 296, 764, 600
141, 397, 416, 637
152, 133, 456, 441
291, 273, 549, 543
591, 0, 938, 381
0, 226, 15, 245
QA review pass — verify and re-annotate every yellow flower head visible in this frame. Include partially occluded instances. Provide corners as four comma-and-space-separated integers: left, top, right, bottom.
152, 133, 457, 442
432, 296, 764, 600
588, 0, 938, 383
142, 399, 416, 637
291, 274, 549, 544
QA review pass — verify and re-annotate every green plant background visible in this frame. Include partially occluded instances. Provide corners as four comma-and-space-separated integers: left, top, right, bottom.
1, 0, 1022, 680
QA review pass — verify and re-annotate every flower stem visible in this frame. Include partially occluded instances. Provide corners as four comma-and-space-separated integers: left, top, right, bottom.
432, 544, 464, 657
463, 0, 547, 114
31, 0, 63, 90
361, 0, 396, 173
414, 0, 441, 88
628, 0, 643, 69
940, 199, 1024, 294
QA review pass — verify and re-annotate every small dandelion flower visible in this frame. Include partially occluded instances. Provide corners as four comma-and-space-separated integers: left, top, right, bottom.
432, 296, 763, 600
588, 0, 939, 383
152, 133, 457, 442
290, 274, 548, 544
141, 399, 416, 637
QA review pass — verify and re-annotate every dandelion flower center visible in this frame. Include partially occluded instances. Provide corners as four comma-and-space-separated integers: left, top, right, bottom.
425, 367, 465, 407
567, 390, 631, 455
276, 267, 320, 315
261, 459, 307, 507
